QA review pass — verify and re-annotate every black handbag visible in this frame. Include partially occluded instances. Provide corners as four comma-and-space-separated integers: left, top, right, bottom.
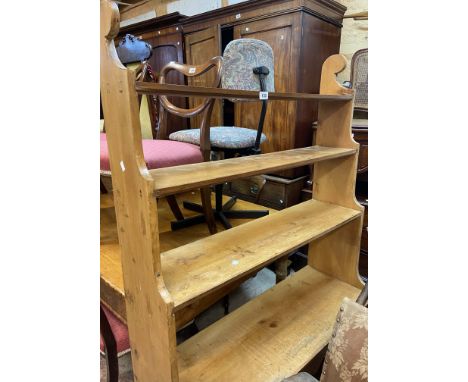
116, 34, 152, 64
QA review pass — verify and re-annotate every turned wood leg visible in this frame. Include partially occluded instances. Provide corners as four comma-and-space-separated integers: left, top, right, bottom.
166, 195, 184, 221
274, 256, 289, 283
200, 187, 217, 234
100, 305, 119, 382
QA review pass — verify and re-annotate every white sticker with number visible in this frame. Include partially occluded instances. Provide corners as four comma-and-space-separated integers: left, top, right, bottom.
189, 67, 196, 74
259, 91, 269, 100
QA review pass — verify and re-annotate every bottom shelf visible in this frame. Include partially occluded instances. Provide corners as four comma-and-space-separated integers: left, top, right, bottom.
177, 266, 362, 382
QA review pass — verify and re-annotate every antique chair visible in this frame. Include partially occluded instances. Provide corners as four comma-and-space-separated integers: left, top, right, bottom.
156, 56, 227, 232
100, 41, 217, 234
168, 38, 274, 229
350, 48, 368, 115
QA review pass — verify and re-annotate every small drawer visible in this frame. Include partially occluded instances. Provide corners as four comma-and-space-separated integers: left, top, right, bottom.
226, 175, 307, 210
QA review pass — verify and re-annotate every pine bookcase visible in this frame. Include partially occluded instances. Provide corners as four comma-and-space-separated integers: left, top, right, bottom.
100, 1, 365, 380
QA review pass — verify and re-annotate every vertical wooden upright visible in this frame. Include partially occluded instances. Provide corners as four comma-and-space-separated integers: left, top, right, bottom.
309, 54, 364, 289
100, 1, 178, 381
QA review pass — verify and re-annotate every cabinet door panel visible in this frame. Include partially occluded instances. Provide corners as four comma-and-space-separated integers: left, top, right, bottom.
234, 14, 298, 154
147, 32, 187, 137
185, 26, 223, 129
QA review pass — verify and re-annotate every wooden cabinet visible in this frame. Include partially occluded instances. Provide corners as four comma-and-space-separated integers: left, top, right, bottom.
184, 26, 223, 128
353, 119, 368, 182
182, 0, 345, 179
147, 29, 188, 136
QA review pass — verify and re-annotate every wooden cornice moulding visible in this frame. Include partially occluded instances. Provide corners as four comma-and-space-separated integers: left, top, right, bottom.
181, 0, 346, 29
119, 11, 187, 35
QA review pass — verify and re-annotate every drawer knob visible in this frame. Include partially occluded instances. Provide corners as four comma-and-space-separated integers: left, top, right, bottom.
250, 185, 259, 194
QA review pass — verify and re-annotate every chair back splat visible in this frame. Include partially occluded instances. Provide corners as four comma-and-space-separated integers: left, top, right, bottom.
158, 57, 222, 161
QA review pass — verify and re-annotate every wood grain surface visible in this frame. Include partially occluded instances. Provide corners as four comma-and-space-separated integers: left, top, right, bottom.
177, 266, 361, 382
150, 146, 356, 197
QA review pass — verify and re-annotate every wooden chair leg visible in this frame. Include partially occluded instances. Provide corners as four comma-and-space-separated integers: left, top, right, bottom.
100, 305, 119, 382
200, 187, 217, 234
166, 195, 184, 221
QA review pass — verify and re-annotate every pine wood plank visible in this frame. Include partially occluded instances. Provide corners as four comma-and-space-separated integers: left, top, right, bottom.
164, 199, 361, 312
100, 192, 276, 328
150, 146, 356, 197
177, 266, 361, 382
310, 54, 365, 289
135, 82, 354, 101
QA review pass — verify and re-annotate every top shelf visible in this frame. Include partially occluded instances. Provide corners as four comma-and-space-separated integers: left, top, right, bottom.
135, 82, 354, 101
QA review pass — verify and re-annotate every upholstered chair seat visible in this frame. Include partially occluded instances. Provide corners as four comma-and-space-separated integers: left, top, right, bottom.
169, 126, 267, 150
100, 133, 203, 172
100, 304, 130, 356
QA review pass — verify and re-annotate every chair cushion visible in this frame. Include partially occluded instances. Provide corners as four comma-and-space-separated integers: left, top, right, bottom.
100, 304, 130, 355
100, 133, 203, 171
321, 298, 368, 382
169, 126, 267, 149
222, 39, 275, 93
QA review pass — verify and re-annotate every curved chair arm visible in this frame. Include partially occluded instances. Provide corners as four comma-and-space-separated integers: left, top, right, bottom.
158, 57, 222, 117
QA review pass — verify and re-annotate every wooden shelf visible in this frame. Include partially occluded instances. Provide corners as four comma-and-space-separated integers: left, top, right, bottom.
135, 82, 354, 102
150, 146, 356, 197
164, 199, 361, 312
177, 266, 361, 382
100, 193, 276, 326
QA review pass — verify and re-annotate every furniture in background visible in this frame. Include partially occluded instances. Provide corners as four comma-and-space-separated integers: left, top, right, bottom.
100, 62, 217, 234
100, 304, 119, 382
169, 38, 274, 229
116, 12, 189, 138
351, 48, 368, 280
116, 0, 347, 208
101, 1, 364, 379
156, 57, 223, 232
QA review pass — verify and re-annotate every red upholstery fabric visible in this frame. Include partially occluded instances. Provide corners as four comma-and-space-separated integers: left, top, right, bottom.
100, 133, 203, 171
100, 304, 129, 354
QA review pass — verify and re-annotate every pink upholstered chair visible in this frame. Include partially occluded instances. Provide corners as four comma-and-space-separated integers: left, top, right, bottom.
100, 62, 217, 234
